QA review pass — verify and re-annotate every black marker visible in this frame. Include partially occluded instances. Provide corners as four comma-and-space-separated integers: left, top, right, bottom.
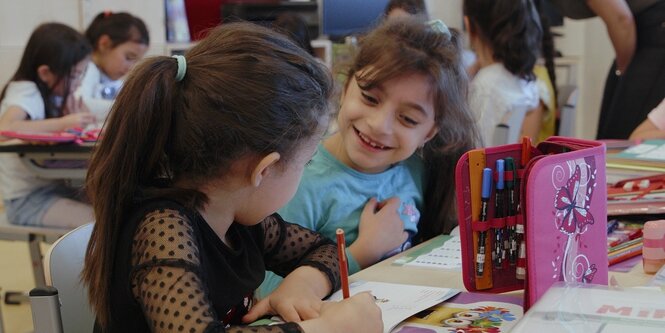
476, 168, 492, 277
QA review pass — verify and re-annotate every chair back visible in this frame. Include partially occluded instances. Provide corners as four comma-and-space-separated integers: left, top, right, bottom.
558, 85, 579, 137
43, 223, 95, 333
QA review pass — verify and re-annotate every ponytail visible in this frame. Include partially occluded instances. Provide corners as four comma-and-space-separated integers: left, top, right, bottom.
83, 56, 184, 327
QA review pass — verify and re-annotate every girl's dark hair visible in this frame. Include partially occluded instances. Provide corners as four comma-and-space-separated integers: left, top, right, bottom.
464, 0, 543, 81
384, 0, 429, 19
0, 23, 91, 118
534, 0, 558, 99
85, 11, 149, 50
82, 22, 333, 327
348, 18, 480, 240
272, 12, 315, 56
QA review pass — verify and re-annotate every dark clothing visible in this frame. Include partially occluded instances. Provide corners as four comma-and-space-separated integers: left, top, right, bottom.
549, 0, 661, 18
551, 0, 665, 139
96, 199, 340, 333
596, 1, 665, 139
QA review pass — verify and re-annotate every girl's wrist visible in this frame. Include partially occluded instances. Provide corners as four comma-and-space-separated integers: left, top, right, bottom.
298, 318, 334, 333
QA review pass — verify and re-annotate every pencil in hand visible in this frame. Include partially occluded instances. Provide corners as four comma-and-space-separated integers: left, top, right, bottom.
336, 228, 350, 299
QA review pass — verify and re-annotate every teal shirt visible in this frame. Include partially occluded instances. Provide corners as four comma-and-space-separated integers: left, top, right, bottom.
258, 144, 425, 298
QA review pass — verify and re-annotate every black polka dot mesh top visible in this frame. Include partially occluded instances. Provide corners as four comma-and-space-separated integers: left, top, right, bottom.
99, 200, 340, 332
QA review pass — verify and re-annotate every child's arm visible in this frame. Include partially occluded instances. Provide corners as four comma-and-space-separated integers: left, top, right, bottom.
0, 105, 95, 135
348, 197, 408, 269
630, 118, 665, 140
520, 102, 545, 141
129, 210, 378, 333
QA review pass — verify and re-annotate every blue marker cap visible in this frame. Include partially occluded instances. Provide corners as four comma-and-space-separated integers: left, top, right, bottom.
481, 168, 492, 199
496, 159, 505, 190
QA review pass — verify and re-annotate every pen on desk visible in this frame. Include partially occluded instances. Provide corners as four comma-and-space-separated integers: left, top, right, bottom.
336, 228, 350, 299
494, 160, 505, 269
516, 137, 531, 280
505, 158, 517, 266
476, 168, 492, 277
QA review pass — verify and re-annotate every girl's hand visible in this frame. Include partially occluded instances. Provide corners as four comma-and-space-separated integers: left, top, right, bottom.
350, 197, 408, 268
60, 112, 96, 129
299, 293, 383, 333
242, 266, 327, 323
64, 94, 90, 115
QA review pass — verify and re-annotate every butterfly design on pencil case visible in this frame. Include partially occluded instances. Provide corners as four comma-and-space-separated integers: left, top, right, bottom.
582, 264, 597, 283
554, 164, 596, 235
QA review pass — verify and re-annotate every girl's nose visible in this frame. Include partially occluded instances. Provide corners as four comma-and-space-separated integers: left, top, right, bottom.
366, 108, 393, 134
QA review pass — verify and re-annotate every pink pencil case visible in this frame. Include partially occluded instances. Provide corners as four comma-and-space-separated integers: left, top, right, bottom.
455, 136, 608, 309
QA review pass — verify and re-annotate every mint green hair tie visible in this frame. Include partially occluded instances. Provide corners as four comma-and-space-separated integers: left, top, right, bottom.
426, 19, 451, 37
172, 55, 187, 82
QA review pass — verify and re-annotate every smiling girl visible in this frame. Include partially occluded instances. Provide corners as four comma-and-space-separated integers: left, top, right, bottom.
259, 17, 479, 297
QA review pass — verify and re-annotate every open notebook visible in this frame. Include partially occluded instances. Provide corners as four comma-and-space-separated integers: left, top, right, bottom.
328, 281, 459, 333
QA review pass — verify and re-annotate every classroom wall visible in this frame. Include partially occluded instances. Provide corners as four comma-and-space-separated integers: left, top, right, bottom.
0, 0, 164, 86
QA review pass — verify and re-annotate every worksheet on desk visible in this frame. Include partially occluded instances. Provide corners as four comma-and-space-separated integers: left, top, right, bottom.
328, 281, 459, 333
394, 235, 462, 270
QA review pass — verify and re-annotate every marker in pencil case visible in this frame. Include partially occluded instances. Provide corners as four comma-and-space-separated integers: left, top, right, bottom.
476, 168, 492, 277
505, 158, 517, 265
494, 159, 505, 269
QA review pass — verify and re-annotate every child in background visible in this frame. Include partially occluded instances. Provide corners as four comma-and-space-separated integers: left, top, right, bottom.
464, 0, 542, 146
259, 17, 479, 297
384, 0, 429, 20
272, 12, 315, 56
525, 0, 559, 142
82, 22, 381, 333
0, 23, 94, 228
77, 11, 149, 121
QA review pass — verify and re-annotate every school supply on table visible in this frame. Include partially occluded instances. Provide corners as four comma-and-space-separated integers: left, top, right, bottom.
643, 220, 665, 273
606, 139, 665, 171
456, 136, 608, 309
392, 235, 462, 270
0, 128, 101, 144
510, 283, 665, 333
328, 281, 459, 333
392, 291, 523, 333
648, 263, 665, 286
336, 228, 350, 299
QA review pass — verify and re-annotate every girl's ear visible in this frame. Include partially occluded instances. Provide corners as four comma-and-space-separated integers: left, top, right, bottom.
37, 65, 56, 88
97, 34, 113, 52
422, 125, 439, 145
250, 152, 281, 187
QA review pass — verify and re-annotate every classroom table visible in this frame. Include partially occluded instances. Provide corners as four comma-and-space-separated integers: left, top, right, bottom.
0, 141, 93, 180
351, 234, 655, 291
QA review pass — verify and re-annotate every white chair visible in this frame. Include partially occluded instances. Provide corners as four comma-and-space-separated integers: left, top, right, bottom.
29, 223, 94, 333
0, 214, 70, 305
557, 85, 579, 137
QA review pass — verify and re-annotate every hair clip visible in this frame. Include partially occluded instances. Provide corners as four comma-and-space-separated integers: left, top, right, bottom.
172, 55, 187, 82
104, 10, 112, 18
426, 19, 451, 37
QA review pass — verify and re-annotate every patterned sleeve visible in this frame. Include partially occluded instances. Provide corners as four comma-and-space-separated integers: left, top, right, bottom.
260, 213, 341, 295
130, 209, 304, 333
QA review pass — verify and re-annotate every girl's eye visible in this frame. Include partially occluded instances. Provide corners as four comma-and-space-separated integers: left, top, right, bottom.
361, 92, 378, 105
400, 115, 419, 126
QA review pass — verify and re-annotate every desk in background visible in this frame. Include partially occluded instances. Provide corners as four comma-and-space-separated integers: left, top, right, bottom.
0, 141, 93, 180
